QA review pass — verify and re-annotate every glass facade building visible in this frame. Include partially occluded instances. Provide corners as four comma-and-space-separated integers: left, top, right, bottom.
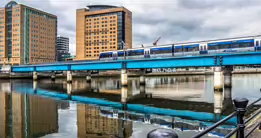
56, 36, 70, 61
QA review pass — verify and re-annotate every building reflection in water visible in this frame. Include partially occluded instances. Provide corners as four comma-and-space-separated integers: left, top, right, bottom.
77, 104, 133, 138
0, 81, 59, 138
0, 92, 9, 138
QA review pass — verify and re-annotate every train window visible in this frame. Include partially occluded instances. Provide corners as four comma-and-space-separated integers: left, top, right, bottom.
240, 42, 253, 48
219, 44, 230, 49
174, 47, 182, 53
256, 41, 259, 46
231, 43, 240, 48
127, 49, 144, 56
99, 52, 112, 58
151, 47, 172, 54
184, 46, 198, 52
208, 45, 219, 50
118, 51, 125, 57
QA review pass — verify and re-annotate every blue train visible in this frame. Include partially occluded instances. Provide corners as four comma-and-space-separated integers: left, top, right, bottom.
99, 35, 261, 60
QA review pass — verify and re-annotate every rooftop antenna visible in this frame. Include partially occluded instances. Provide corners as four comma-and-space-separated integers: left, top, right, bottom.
141, 44, 144, 48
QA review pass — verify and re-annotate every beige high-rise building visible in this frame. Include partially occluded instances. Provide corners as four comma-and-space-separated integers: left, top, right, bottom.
76, 5, 132, 60
0, 1, 57, 65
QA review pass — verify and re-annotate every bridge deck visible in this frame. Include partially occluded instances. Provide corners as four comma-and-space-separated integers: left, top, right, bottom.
11, 52, 261, 72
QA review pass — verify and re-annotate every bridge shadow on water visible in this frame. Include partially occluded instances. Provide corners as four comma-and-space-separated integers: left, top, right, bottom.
0, 75, 260, 138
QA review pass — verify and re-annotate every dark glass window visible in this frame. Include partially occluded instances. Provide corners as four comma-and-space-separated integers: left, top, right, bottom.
99, 52, 112, 58
151, 47, 172, 54
127, 49, 144, 56
174, 47, 183, 52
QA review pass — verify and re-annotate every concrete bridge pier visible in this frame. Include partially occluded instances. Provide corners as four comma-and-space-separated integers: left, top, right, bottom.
51, 73, 55, 81
67, 71, 72, 83
223, 87, 233, 111
86, 80, 91, 90
223, 66, 233, 88
86, 75, 91, 82
86, 71, 91, 82
214, 89, 223, 115
213, 67, 223, 92
33, 71, 37, 81
140, 84, 146, 94
213, 67, 223, 115
140, 75, 145, 85
213, 66, 233, 115
121, 69, 128, 86
121, 86, 128, 103
33, 81, 37, 93
140, 69, 146, 85
67, 83, 72, 95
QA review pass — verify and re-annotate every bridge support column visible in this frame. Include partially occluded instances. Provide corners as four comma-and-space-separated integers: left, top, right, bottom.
223, 86, 233, 112
86, 75, 91, 83
140, 75, 146, 85
51, 74, 55, 81
33, 71, 37, 81
140, 84, 145, 94
67, 83, 72, 95
214, 88, 223, 115
67, 71, 72, 83
213, 67, 223, 115
121, 69, 128, 86
33, 81, 37, 93
140, 69, 146, 85
223, 66, 233, 88
214, 67, 223, 92
121, 86, 128, 103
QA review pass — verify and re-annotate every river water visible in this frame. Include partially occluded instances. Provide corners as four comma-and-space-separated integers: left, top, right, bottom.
0, 74, 260, 138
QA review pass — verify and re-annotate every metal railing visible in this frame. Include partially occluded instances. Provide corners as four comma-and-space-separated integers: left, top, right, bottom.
147, 97, 261, 138
192, 97, 261, 138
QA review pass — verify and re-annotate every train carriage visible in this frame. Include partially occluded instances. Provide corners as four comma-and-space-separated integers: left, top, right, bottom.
207, 38, 255, 54
99, 35, 261, 61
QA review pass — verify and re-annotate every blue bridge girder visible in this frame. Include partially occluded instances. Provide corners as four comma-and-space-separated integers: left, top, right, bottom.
11, 52, 261, 72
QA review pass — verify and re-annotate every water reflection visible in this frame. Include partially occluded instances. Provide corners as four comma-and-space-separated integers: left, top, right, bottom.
0, 91, 58, 138
0, 74, 260, 138
77, 104, 133, 138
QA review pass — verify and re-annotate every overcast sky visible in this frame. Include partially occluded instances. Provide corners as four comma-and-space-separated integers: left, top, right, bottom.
2, 0, 261, 55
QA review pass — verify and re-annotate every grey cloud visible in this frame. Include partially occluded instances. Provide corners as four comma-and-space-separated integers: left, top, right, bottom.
2, 0, 261, 54
177, 0, 261, 9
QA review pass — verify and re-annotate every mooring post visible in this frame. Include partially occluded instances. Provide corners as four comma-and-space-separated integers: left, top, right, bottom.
147, 128, 178, 138
233, 98, 249, 138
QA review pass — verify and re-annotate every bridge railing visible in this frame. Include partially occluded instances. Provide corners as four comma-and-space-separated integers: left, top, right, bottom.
147, 97, 261, 138
192, 97, 261, 138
